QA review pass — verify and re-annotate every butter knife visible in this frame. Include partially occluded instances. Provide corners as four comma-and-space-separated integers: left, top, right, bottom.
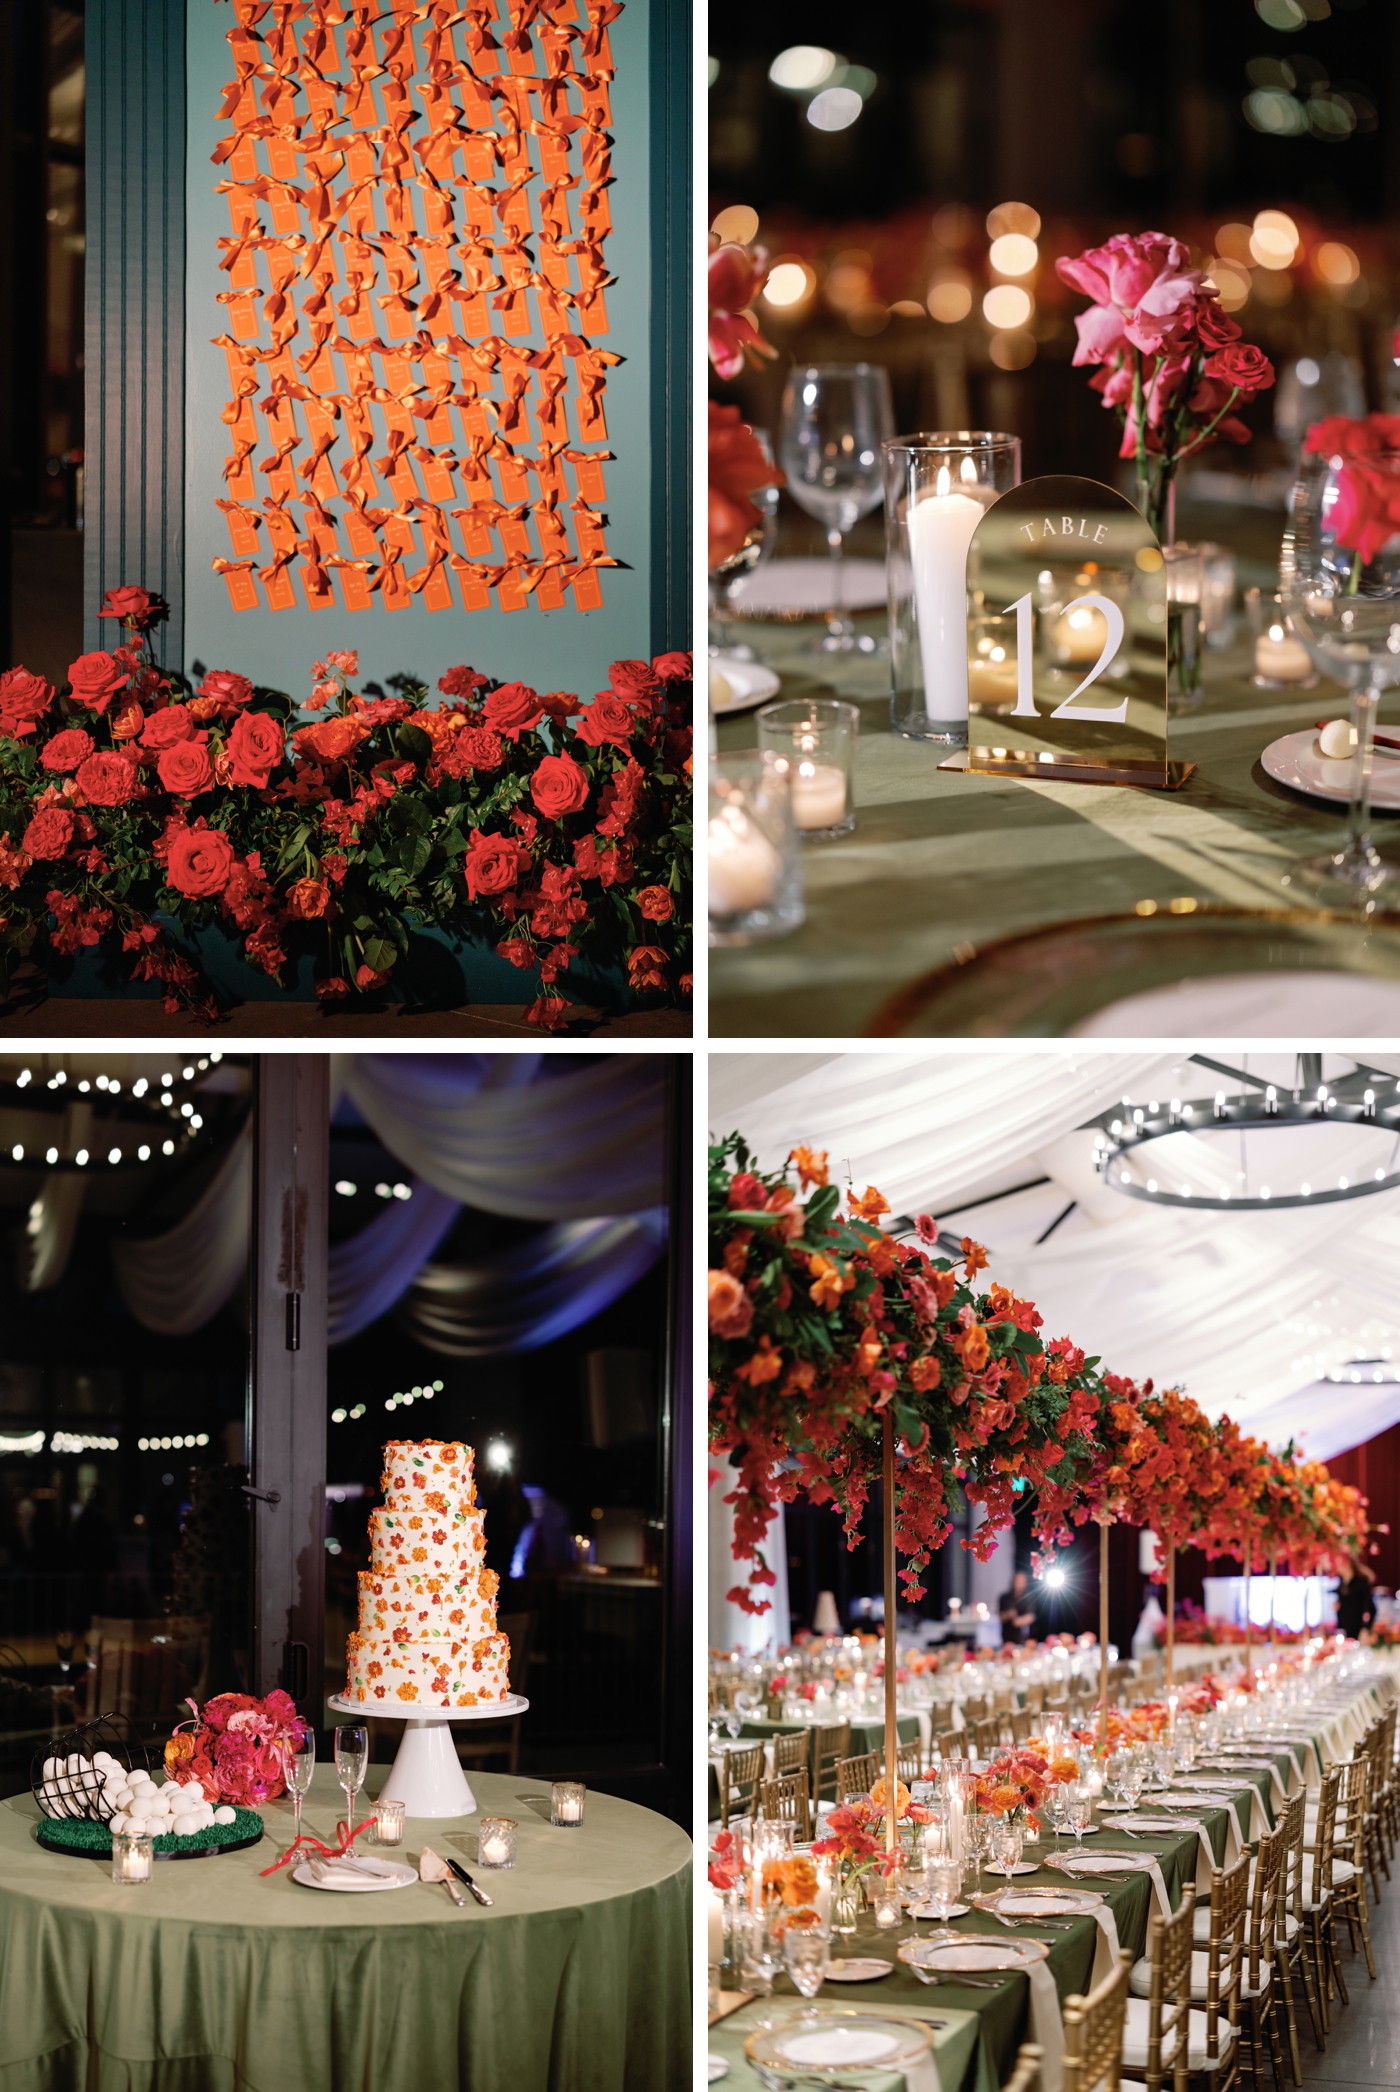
447, 1855, 493, 1907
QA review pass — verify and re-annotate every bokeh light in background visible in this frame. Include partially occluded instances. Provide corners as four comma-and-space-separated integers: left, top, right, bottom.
988, 234, 1038, 277
982, 284, 1033, 330
762, 259, 814, 309
710, 204, 760, 247
808, 87, 863, 132
928, 274, 973, 324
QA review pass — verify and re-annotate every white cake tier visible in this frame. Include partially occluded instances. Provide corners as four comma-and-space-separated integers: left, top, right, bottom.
357, 1564, 500, 1642
344, 1627, 511, 1709
368, 1504, 487, 1580
381, 1439, 476, 1511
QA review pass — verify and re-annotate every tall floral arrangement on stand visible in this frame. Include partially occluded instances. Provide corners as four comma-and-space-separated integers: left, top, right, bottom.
0, 586, 691, 1025
1056, 233, 1275, 543
1119, 1385, 1232, 1691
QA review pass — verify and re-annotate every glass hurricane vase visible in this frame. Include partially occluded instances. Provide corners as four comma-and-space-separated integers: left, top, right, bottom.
1280, 446, 1400, 905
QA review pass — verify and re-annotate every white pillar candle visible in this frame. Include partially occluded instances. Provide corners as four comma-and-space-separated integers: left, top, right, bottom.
708, 806, 782, 915
908, 469, 986, 725
481, 1832, 511, 1865
789, 762, 847, 830
1255, 629, 1312, 682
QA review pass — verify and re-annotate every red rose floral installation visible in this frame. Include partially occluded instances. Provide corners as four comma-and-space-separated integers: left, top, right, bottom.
0, 587, 690, 1024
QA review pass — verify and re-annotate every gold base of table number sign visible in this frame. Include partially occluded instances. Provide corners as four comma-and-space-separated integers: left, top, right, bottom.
941, 475, 1197, 792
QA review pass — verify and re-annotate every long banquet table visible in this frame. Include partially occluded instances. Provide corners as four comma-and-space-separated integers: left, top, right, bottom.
709, 609, 1396, 1037
710, 1668, 1394, 2092
0, 1765, 692, 2092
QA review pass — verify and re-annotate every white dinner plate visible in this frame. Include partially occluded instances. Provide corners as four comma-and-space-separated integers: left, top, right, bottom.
707, 2056, 728, 2082
900, 1934, 1048, 1972
822, 1958, 895, 1982
906, 1898, 970, 1919
1058, 1851, 1157, 1873
1260, 727, 1400, 810
727, 556, 889, 617
292, 1856, 417, 1893
708, 654, 781, 716
976, 1888, 1103, 1916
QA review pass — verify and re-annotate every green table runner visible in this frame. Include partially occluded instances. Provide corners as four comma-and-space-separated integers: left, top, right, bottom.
711, 616, 1388, 1036
0, 1766, 691, 2092
710, 1997, 983, 2092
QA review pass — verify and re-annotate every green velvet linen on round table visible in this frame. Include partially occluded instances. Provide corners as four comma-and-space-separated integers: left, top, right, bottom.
0, 1767, 692, 2092
710, 610, 1386, 1036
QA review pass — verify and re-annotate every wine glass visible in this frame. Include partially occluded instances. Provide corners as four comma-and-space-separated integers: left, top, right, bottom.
711, 426, 780, 660
925, 1851, 962, 1926
1280, 444, 1400, 904
333, 1723, 368, 1834
783, 1918, 830, 2004
1068, 1780, 1092, 1854
779, 363, 894, 654
1046, 1781, 1070, 1849
1121, 1758, 1146, 1813
965, 1810, 991, 1897
992, 1818, 1023, 1893
1105, 1748, 1130, 1808
281, 1728, 315, 1850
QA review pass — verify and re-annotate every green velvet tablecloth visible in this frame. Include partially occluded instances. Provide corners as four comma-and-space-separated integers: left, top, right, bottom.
0, 1767, 692, 2092
710, 611, 1399, 1036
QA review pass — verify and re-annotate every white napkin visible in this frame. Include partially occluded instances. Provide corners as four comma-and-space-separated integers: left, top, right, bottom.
307, 1854, 384, 1887
1025, 1958, 1065, 2092
1090, 1903, 1123, 1987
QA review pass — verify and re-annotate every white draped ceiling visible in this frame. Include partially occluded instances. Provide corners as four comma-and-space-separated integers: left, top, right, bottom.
709, 1050, 1400, 1460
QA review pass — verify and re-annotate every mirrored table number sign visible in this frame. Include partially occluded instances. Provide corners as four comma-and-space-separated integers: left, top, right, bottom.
941, 476, 1196, 790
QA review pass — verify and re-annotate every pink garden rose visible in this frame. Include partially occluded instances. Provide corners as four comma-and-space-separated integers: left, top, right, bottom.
1056, 232, 1204, 364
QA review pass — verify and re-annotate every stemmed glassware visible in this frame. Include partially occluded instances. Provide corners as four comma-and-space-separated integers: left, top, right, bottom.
1121, 1758, 1146, 1813
333, 1723, 368, 1834
925, 1851, 962, 1924
1105, 1748, 1130, 1809
992, 1819, 1024, 1894
965, 1811, 991, 1897
1280, 443, 1400, 904
783, 1918, 830, 2007
779, 363, 894, 654
1046, 1782, 1070, 1849
1068, 1781, 1092, 1855
282, 1728, 316, 1849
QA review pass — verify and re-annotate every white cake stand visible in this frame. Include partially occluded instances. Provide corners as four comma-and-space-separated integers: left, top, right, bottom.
327, 1692, 529, 1819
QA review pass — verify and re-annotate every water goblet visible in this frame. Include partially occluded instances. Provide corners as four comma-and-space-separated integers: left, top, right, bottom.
779, 362, 894, 654
992, 1819, 1024, 1893
1106, 1748, 1130, 1808
926, 1854, 962, 1926
965, 1811, 991, 1896
333, 1723, 368, 1835
281, 1728, 316, 1851
783, 1917, 830, 2003
1046, 1782, 1070, 1849
1068, 1781, 1092, 1854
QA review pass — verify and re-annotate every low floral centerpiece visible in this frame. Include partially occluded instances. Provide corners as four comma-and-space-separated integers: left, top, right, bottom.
164, 1689, 306, 1808
0, 586, 691, 1026
973, 1748, 1078, 1833
812, 1777, 929, 1928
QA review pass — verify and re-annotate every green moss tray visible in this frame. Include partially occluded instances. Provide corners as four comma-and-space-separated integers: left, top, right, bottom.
35, 1808, 265, 1861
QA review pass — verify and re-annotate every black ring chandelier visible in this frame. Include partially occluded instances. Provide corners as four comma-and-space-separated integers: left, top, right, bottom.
1087, 1056, 1400, 1212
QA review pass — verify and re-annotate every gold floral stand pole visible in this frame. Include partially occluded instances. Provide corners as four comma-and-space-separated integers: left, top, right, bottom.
884, 1410, 899, 1867
1099, 1521, 1110, 1749
1166, 1549, 1175, 1696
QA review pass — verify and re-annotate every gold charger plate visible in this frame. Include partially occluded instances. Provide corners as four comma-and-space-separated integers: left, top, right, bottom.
868, 903, 1400, 1038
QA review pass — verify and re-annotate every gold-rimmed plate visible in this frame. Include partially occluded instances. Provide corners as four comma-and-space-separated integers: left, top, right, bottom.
900, 1934, 1048, 1973
973, 1886, 1104, 1916
745, 2009, 932, 2077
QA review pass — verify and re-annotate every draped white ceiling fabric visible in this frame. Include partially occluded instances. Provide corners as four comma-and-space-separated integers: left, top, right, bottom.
710, 1051, 1400, 1460
397, 1209, 668, 1356
336, 1053, 668, 1217
112, 1119, 253, 1336
326, 1181, 463, 1345
19, 1100, 94, 1294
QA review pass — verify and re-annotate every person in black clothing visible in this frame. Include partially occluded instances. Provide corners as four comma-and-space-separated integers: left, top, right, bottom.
1335, 1567, 1376, 1639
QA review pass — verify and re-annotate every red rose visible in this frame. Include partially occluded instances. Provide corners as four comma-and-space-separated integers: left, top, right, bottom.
98, 585, 166, 630
111, 699, 145, 741
356, 963, 389, 990
0, 666, 54, 737
537, 692, 578, 724
67, 651, 131, 713
438, 665, 488, 698
482, 682, 545, 739
1193, 298, 1241, 352
627, 944, 670, 992
1203, 344, 1274, 398
463, 828, 532, 900
166, 826, 235, 898
636, 884, 673, 922
141, 706, 195, 751
530, 752, 589, 820
458, 726, 505, 769
157, 738, 214, 797
75, 751, 139, 806
573, 695, 636, 750
287, 876, 332, 918
227, 710, 284, 786
41, 728, 94, 774
608, 659, 663, 703
22, 807, 74, 859
294, 716, 369, 763
651, 651, 692, 684
200, 668, 254, 709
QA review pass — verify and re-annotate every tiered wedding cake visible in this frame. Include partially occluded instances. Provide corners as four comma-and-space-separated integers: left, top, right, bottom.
345, 1440, 512, 1709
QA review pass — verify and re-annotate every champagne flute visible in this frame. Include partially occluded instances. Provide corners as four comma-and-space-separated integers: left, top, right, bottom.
779, 363, 894, 654
333, 1723, 368, 1835
281, 1728, 316, 1850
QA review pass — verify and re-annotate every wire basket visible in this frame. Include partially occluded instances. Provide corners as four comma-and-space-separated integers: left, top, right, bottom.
31, 1713, 153, 1823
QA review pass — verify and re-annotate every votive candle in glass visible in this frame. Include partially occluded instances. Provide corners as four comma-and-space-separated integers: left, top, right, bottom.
551, 1781, 586, 1827
756, 697, 858, 839
884, 431, 1021, 744
1246, 587, 1317, 687
478, 1816, 517, 1868
708, 755, 804, 946
112, 1830, 154, 1885
373, 1798, 406, 1847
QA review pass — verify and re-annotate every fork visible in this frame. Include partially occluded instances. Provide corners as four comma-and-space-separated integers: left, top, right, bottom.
907, 1967, 1006, 1989
993, 1912, 1072, 1931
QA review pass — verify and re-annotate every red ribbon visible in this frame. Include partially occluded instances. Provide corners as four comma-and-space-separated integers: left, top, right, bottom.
260, 1813, 377, 1876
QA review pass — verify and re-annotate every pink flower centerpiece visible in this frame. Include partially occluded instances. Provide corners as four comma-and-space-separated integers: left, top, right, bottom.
1056, 231, 1275, 540
164, 1690, 307, 1808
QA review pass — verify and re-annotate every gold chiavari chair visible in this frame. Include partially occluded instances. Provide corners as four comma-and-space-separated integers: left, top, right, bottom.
1130, 1855, 1246, 2092
1327, 1751, 1376, 1981
1273, 1789, 1322, 2065
717, 1742, 766, 1831
1239, 1825, 1286, 2092
758, 1769, 812, 1843
1355, 1721, 1388, 1903
1025, 1683, 1046, 1715
964, 1695, 989, 1723
772, 1730, 810, 1779
973, 1715, 1001, 1757
1010, 1707, 1035, 1746
813, 1721, 850, 1804
897, 1739, 923, 1785
1121, 1885, 1196, 2092
836, 1749, 882, 1805
1001, 2044, 1044, 2092
1062, 1950, 1132, 2092
1300, 1766, 1343, 2031
937, 1728, 967, 1762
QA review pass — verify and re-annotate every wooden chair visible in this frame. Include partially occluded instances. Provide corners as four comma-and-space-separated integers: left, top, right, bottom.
931, 1703, 955, 1735
1272, 1789, 1322, 2066
1327, 1752, 1377, 1981
1300, 1766, 1344, 2032
1354, 1721, 1389, 1902
456, 1610, 535, 1774
1002, 2044, 1044, 2092
897, 1738, 923, 1786
813, 1721, 850, 1803
963, 1694, 989, 1723
1130, 1854, 1246, 2092
1238, 1825, 1286, 2092
1010, 1707, 1035, 1746
937, 1727, 967, 1761
772, 1730, 810, 1779
973, 1715, 1000, 1757
1025, 1683, 1046, 1714
718, 1742, 766, 1830
836, 1749, 882, 1804
758, 1769, 812, 1843
1120, 1884, 1196, 2092
1062, 1949, 1132, 2092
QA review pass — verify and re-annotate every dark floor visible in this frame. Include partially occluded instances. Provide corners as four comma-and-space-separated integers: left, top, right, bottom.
1308, 1863, 1400, 2089
0, 991, 690, 1038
